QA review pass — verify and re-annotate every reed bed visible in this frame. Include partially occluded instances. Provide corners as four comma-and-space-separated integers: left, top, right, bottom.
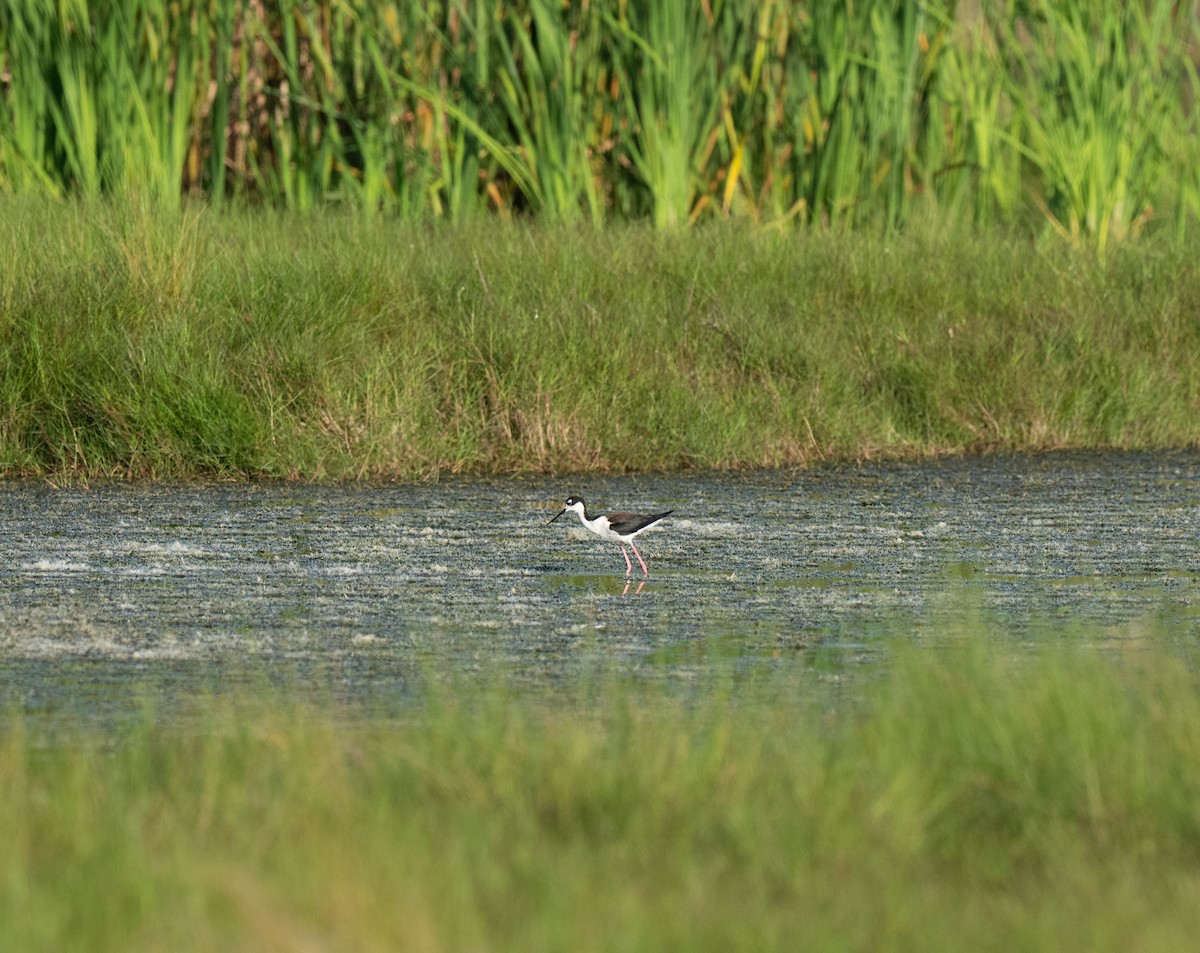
2, 196, 1199, 480
4, 628, 1200, 952
1, 0, 1198, 247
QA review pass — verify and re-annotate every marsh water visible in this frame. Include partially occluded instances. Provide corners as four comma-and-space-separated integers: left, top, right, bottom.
1, 452, 1198, 721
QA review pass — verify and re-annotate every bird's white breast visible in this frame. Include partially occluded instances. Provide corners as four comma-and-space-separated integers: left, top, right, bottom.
584, 515, 620, 541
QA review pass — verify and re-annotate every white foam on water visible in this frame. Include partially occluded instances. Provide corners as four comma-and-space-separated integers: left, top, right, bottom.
135, 540, 213, 556
120, 565, 170, 577
24, 559, 90, 572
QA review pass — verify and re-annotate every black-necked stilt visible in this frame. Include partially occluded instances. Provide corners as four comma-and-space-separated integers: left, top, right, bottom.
549, 495, 672, 578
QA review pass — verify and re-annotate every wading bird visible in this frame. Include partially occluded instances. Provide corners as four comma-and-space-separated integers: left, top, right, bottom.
548, 495, 672, 577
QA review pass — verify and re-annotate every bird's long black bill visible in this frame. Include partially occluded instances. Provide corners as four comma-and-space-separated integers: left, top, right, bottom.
548, 508, 567, 524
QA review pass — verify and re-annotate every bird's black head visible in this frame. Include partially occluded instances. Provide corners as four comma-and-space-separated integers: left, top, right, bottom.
549, 495, 586, 523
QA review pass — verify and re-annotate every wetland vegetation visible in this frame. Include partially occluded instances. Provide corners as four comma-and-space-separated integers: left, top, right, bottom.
5, 633, 1200, 952
2, 200, 1199, 481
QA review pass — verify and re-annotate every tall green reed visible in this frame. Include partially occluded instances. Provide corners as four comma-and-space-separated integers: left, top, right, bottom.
990, 0, 1191, 252
936, 11, 1019, 225
0, 0, 203, 207
1, 0, 1198, 247
604, 2, 730, 227
778, 1, 952, 228
474, 0, 610, 223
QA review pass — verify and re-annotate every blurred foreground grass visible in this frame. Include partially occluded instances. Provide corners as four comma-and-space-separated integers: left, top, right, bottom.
2, 197, 1199, 480
3, 629, 1200, 951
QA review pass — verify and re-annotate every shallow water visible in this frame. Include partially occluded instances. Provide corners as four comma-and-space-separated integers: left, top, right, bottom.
1, 452, 1198, 720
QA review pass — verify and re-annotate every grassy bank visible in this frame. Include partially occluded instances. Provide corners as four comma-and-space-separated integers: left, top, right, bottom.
2, 198, 1199, 480
4, 634, 1200, 951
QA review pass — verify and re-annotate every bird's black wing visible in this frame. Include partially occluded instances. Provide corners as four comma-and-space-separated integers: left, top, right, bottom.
607, 510, 672, 534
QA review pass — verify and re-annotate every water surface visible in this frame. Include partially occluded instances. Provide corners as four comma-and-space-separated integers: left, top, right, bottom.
2, 452, 1197, 720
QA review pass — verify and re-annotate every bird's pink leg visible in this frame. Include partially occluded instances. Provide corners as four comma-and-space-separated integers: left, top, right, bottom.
620, 544, 633, 575
629, 541, 650, 577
